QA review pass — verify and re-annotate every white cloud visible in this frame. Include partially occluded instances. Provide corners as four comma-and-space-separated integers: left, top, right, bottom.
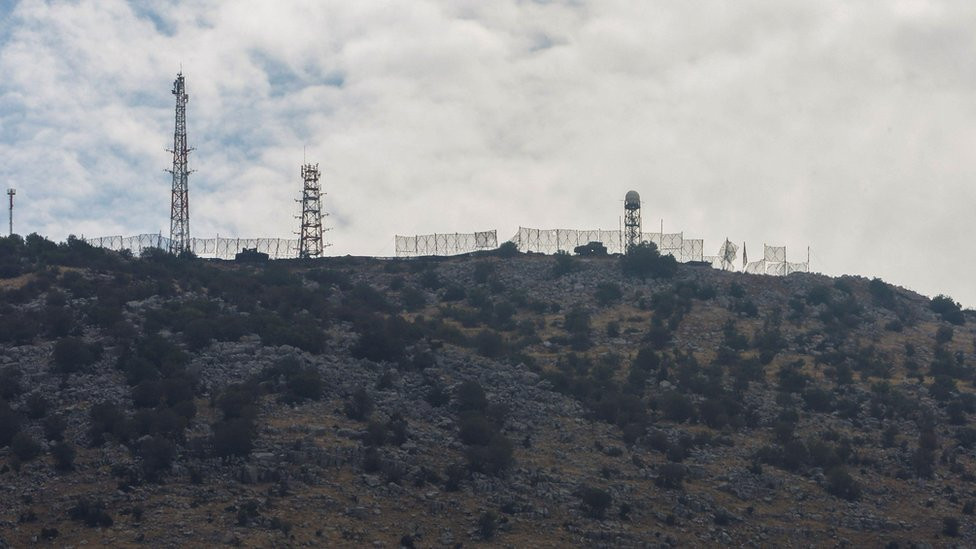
0, 0, 974, 306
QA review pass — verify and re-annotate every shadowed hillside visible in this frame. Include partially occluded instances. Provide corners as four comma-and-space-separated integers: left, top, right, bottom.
0, 234, 974, 547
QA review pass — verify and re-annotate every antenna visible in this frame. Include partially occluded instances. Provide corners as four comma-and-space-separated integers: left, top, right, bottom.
623, 191, 641, 253
6, 188, 15, 236
296, 162, 331, 258
167, 71, 192, 254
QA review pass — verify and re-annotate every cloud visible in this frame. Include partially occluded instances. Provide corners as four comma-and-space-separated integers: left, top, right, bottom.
0, 0, 974, 306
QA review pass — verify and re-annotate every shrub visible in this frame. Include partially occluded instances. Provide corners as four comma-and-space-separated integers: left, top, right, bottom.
183, 318, 215, 350
43, 414, 67, 441
475, 329, 505, 359
10, 431, 42, 462
459, 413, 495, 446
456, 381, 489, 412
51, 441, 76, 471
551, 251, 578, 278
580, 486, 613, 519
284, 367, 323, 402
52, 337, 101, 373
496, 241, 519, 258
138, 435, 177, 481
0, 366, 23, 399
931, 295, 965, 325
465, 433, 514, 475
88, 401, 126, 446
936, 325, 954, 344
69, 498, 113, 528
594, 283, 622, 306
344, 386, 374, 421
943, 516, 960, 537
825, 466, 860, 501
478, 510, 498, 539
212, 418, 256, 458
621, 242, 677, 280
655, 463, 685, 489
660, 391, 694, 423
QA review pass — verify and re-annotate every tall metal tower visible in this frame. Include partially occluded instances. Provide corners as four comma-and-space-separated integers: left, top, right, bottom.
167, 72, 192, 254
6, 188, 14, 236
297, 163, 328, 258
624, 190, 641, 253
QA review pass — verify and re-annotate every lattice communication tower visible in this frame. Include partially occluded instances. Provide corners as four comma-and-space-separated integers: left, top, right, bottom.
6, 188, 15, 236
624, 190, 641, 253
297, 163, 328, 258
167, 72, 192, 254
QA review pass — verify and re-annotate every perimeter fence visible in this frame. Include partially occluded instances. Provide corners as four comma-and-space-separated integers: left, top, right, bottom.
395, 230, 498, 257
84, 234, 301, 260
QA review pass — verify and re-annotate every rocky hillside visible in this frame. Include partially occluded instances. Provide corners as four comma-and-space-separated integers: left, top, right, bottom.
0, 235, 975, 548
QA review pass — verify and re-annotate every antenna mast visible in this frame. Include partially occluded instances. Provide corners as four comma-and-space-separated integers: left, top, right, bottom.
297, 162, 329, 258
167, 72, 192, 254
6, 188, 14, 236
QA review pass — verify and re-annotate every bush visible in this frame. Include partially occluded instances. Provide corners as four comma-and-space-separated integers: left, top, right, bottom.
51, 441, 76, 471
465, 433, 514, 475
931, 295, 965, 325
456, 381, 488, 412
580, 486, 613, 519
825, 466, 860, 501
52, 337, 102, 373
477, 510, 499, 539
212, 418, 256, 458
495, 241, 519, 258
621, 242, 677, 280
69, 498, 113, 528
475, 329, 505, 359
655, 463, 685, 489
943, 516, 960, 537
344, 386, 374, 421
10, 431, 41, 461
88, 401, 126, 446
551, 251, 578, 278
459, 413, 495, 446
138, 435, 177, 481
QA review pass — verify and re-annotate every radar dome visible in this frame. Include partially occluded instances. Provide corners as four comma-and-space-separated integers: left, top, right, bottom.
624, 190, 641, 209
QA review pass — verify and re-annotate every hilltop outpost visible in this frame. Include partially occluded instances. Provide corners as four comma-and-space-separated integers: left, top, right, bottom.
0, 233, 974, 546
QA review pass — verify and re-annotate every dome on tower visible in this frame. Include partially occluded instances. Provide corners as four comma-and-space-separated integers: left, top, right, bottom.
624, 190, 641, 210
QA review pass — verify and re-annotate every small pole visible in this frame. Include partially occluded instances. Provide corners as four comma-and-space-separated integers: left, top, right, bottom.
6, 188, 15, 236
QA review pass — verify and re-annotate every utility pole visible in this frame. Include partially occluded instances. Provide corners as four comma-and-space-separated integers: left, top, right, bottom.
6, 188, 14, 236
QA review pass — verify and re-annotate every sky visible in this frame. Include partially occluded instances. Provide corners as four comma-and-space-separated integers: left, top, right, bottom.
0, 0, 973, 307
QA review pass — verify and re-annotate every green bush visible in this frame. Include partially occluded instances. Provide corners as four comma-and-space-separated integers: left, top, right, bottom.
551, 251, 578, 278
212, 418, 256, 458
52, 337, 102, 373
655, 463, 685, 489
465, 433, 514, 475
825, 466, 860, 500
931, 295, 965, 325
580, 486, 613, 519
11, 431, 41, 461
51, 441, 76, 471
344, 386, 374, 421
68, 498, 113, 528
621, 242, 677, 280
478, 511, 498, 539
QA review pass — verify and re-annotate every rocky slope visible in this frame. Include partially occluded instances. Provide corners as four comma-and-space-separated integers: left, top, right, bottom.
0, 237, 975, 547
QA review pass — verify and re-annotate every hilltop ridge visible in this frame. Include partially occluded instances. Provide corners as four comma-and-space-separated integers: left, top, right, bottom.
0, 235, 975, 547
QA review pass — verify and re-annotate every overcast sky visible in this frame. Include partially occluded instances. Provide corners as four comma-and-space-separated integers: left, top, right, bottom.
0, 1, 973, 306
